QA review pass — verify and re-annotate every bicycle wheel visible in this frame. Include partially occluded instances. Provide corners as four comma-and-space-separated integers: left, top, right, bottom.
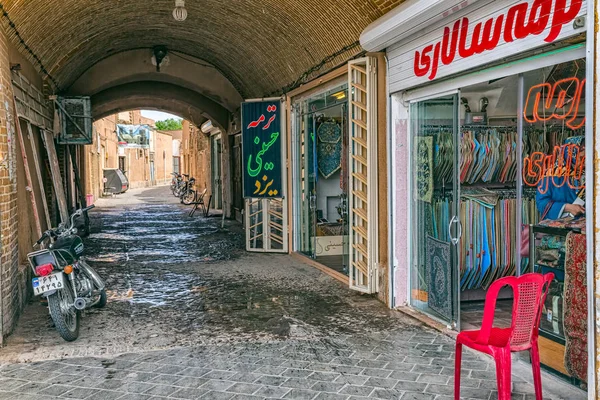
182, 190, 196, 205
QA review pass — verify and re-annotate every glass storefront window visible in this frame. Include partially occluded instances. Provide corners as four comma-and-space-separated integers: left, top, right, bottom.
408, 56, 587, 384
521, 59, 587, 383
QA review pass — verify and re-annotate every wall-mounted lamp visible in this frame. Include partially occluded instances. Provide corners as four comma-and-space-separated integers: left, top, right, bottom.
9, 63, 21, 72
152, 46, 168, 72
173, 0, 188, 22
200, 120, 213, 134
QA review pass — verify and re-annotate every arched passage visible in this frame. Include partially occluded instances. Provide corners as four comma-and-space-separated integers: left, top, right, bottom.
66, 49, 243, 114
91, 81, 230, 129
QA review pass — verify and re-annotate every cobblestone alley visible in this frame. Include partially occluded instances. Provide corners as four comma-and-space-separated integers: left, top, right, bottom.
0, 187, 586, 400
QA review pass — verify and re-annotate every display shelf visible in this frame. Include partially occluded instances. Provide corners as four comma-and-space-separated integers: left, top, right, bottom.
529, 225, 577, 348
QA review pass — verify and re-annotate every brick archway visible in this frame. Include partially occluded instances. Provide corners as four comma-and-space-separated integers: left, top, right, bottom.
1, 0, 404, 99
91, 81, 230, 129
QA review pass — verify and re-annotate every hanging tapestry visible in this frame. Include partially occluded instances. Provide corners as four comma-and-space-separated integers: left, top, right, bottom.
426, 235, 452, 319
317, 120, 342, 178
563, 232, 587, 382
415, 136, 434, 203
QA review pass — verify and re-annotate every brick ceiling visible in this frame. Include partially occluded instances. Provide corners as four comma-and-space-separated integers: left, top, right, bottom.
1, 0, 404, 98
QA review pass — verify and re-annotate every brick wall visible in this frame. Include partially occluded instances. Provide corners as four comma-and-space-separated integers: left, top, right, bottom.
84, 115, 118, 201
154, 131, 173, 185
0, 28, 22, 342
181, 121, 211, 196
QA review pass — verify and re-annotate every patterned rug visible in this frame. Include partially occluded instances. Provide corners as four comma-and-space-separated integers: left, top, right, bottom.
563, 232, 587, 382
317, 120, 342, 178
415, 136, 434, 203
426, 235, 452, 319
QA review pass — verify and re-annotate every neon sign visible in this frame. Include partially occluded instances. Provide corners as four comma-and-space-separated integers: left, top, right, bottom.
522, 144, 585, 193
524, 77, 585, 129
242, 102, 282, 198
413, 0, 582, 80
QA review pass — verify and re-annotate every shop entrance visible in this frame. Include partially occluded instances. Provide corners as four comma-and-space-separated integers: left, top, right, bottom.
409, 56, 588, 389
296, 85, 350, 276
410, 93, 460, 328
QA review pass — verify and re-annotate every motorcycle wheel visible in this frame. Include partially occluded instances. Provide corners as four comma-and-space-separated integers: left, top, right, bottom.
47, 280, 80, 341
182, 190, 196, 205
94, 289, 107, 308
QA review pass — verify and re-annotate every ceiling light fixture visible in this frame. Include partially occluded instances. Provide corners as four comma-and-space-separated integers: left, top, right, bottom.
173, 0, 188, 22
331, 91, 346, 100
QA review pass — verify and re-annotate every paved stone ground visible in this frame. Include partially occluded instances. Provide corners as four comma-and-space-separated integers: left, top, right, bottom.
0, 187, 587, 399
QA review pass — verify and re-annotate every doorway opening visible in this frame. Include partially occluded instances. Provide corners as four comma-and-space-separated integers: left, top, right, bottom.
296, 84, 350, 276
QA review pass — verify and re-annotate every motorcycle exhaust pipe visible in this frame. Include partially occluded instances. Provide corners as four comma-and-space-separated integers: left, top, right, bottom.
73, 297, 88, 310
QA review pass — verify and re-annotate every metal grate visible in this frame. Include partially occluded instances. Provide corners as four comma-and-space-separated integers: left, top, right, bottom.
348, 57, 378, 294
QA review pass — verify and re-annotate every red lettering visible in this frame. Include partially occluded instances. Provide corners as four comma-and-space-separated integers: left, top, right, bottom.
475, 15, 504, 53
414, 45, 433, 77
429, 42, 441, 80
458, 18, 479, 58
441, 21, 460, 65
247, 114, 266, 129
527, 0, 552, 35
413, 0, 582, 80
546, 0, 582, 42
504, 3, 530, 42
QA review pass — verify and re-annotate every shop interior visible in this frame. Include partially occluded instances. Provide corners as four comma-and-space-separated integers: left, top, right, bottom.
411, 58, 587, 389
296, 85, 350, 275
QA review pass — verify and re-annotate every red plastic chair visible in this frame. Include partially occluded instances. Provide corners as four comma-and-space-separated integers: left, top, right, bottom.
454, 272, 554, 400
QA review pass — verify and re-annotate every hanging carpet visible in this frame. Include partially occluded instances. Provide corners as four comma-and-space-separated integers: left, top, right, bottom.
415, 136, 434, 203
563, 232, 587, 382
426, 235, 452, 319
317, 120, 342, 178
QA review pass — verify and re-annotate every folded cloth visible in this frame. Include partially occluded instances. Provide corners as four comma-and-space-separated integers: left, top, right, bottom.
538, 248, 560, 263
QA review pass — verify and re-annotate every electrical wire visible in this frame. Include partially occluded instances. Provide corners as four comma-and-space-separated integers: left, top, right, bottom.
270, 41, 363, 96
0, 2, 58, 90
170, 51, 216, 69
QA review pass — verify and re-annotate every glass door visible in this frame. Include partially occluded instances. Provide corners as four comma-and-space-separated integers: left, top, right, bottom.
298, 106, 318, 258
410, 93, 460, 328
296, 85, 350, 275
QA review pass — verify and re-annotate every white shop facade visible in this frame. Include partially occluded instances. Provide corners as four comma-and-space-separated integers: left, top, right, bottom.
362, 0, 595, 394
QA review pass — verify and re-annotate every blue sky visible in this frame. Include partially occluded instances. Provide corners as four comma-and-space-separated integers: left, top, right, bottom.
141, 110, 181, 122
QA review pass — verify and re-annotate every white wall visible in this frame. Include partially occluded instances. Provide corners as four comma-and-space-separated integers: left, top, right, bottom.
316, 170, 342, 221
391, 93, 410, 307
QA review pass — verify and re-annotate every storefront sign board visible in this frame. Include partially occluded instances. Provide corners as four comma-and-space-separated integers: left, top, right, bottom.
388, 0, 587, 92
241, 100, 283, 198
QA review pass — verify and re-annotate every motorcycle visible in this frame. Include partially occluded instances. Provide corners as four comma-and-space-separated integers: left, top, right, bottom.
27, 205, 106, 341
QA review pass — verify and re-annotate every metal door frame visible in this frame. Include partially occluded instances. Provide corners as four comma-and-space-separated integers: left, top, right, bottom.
407, 90, 461, 330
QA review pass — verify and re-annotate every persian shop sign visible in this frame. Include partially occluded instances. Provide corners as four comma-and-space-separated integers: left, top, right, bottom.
411, 0, 585, 82
241, 101, 283, 198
